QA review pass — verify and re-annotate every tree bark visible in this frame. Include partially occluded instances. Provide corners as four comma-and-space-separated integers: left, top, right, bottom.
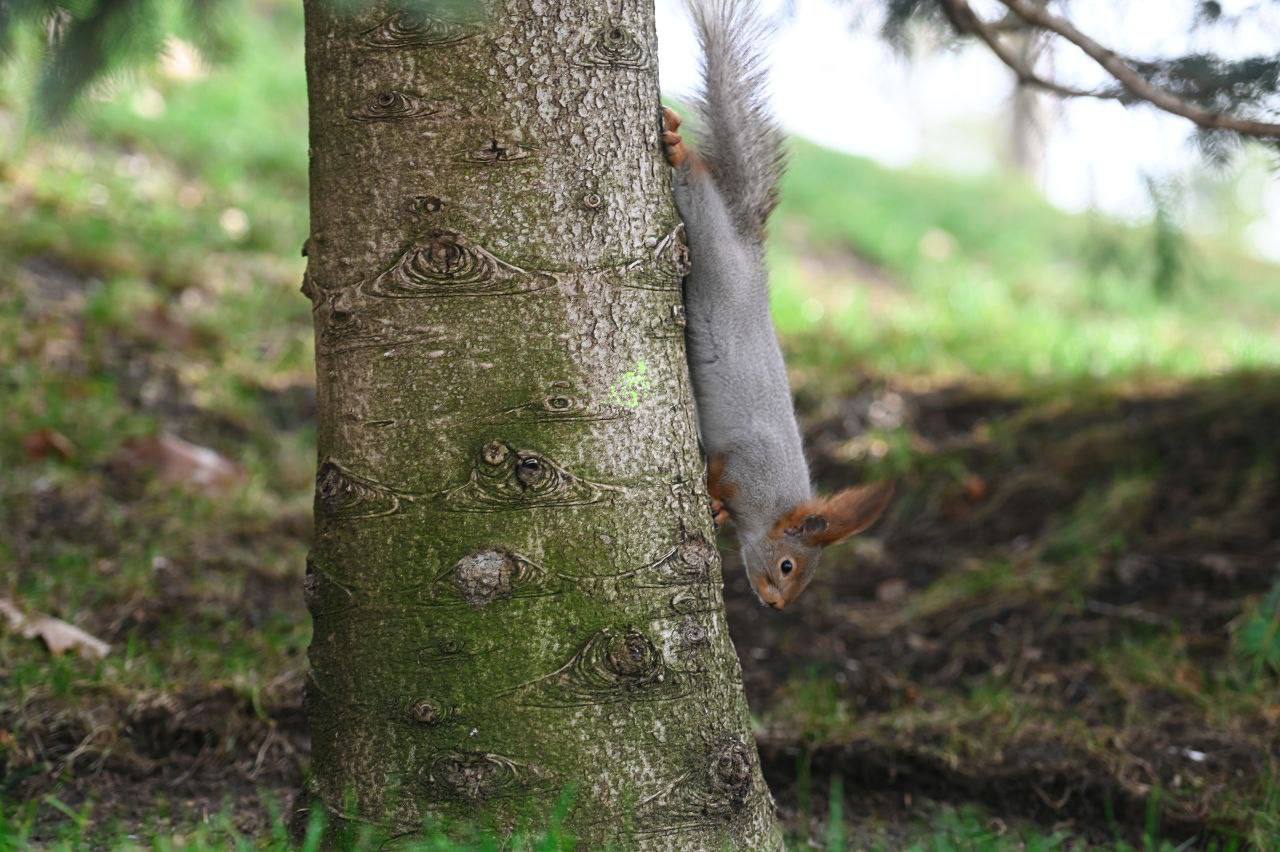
1005, 10, 1048, 178
300, 1, 782, 847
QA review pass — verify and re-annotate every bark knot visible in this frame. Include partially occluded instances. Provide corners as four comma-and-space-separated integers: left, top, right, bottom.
349, 90, 439, 122
605, 627, 660, 679
451, 550, 516, 606
438, 441, 622, 512
409, 698, 444, 726
707, 735, 753, 814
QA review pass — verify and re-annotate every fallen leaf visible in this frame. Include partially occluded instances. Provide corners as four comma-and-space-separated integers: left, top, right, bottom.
117, 433, 245, 493
962, 473, 989, 502
22, 428, 75, 461
0, 598, 110, 660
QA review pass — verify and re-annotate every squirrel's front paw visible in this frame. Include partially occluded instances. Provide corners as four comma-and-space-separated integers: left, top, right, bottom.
662, 107, 687, 167
710, 498, 730, 530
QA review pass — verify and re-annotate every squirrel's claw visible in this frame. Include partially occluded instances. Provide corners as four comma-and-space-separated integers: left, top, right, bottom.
662, 108, 688, 167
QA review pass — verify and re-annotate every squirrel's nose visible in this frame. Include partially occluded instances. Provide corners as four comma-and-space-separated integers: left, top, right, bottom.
755, 577, 786, 609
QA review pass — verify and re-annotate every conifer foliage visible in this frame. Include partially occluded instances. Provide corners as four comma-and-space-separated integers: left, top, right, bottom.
846, 0, 1280, 151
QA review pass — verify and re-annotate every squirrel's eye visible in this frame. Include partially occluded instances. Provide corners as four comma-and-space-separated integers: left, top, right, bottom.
779, 558, 794, 576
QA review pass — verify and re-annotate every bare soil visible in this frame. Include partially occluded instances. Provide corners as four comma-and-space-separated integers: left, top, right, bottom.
733, 373, 1280, 848
5, 370, 1278, 848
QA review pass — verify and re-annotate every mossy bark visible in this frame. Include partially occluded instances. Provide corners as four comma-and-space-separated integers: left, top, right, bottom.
301, 1, 782, 847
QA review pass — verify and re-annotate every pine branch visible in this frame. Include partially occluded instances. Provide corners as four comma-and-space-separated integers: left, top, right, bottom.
992, 0, 1280, 140
939, 0, 1121, 102
1132, 54, 1280, 112
36, 0, 136, 124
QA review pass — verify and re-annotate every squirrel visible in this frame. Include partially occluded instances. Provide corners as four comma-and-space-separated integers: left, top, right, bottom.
662, 0, 894, 610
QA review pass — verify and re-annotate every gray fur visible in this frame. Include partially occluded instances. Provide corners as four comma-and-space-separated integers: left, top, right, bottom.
674, 0, 811, 605
687, 0, 787, 240
674, 170, 811, 532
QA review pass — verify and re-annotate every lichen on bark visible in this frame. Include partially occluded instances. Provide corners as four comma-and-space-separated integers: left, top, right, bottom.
301, 0, 782, 846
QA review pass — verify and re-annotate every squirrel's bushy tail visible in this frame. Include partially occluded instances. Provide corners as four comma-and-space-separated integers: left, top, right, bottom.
686, 0, 787, 240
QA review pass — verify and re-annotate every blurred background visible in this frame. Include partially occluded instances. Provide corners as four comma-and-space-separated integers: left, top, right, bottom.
1, 0, 1278, 848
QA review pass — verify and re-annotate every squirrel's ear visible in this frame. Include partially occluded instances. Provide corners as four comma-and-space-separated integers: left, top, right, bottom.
803, 481, 894, 547
799, 515, 827, 536
781, 512, 826, 538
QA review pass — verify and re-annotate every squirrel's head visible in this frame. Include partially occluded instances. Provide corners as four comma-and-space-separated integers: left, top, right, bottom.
741, 481, 894, 610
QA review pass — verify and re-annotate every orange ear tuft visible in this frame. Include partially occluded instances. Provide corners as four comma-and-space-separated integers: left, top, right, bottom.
802, 480, 894, 547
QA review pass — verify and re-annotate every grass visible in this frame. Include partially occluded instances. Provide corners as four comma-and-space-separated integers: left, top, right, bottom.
3, 793, 1203, 851
0, 794, 579, 851
770, 142, 1280, 381
2, 0, 1280, 847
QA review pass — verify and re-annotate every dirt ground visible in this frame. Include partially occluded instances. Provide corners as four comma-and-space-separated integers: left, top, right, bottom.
4, 363, 1279, 847
738, 373, 1280, 847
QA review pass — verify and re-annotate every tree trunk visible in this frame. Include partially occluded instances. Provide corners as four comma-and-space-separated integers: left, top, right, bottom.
1005, 5, 1049, 178
300, 1, 782, 847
